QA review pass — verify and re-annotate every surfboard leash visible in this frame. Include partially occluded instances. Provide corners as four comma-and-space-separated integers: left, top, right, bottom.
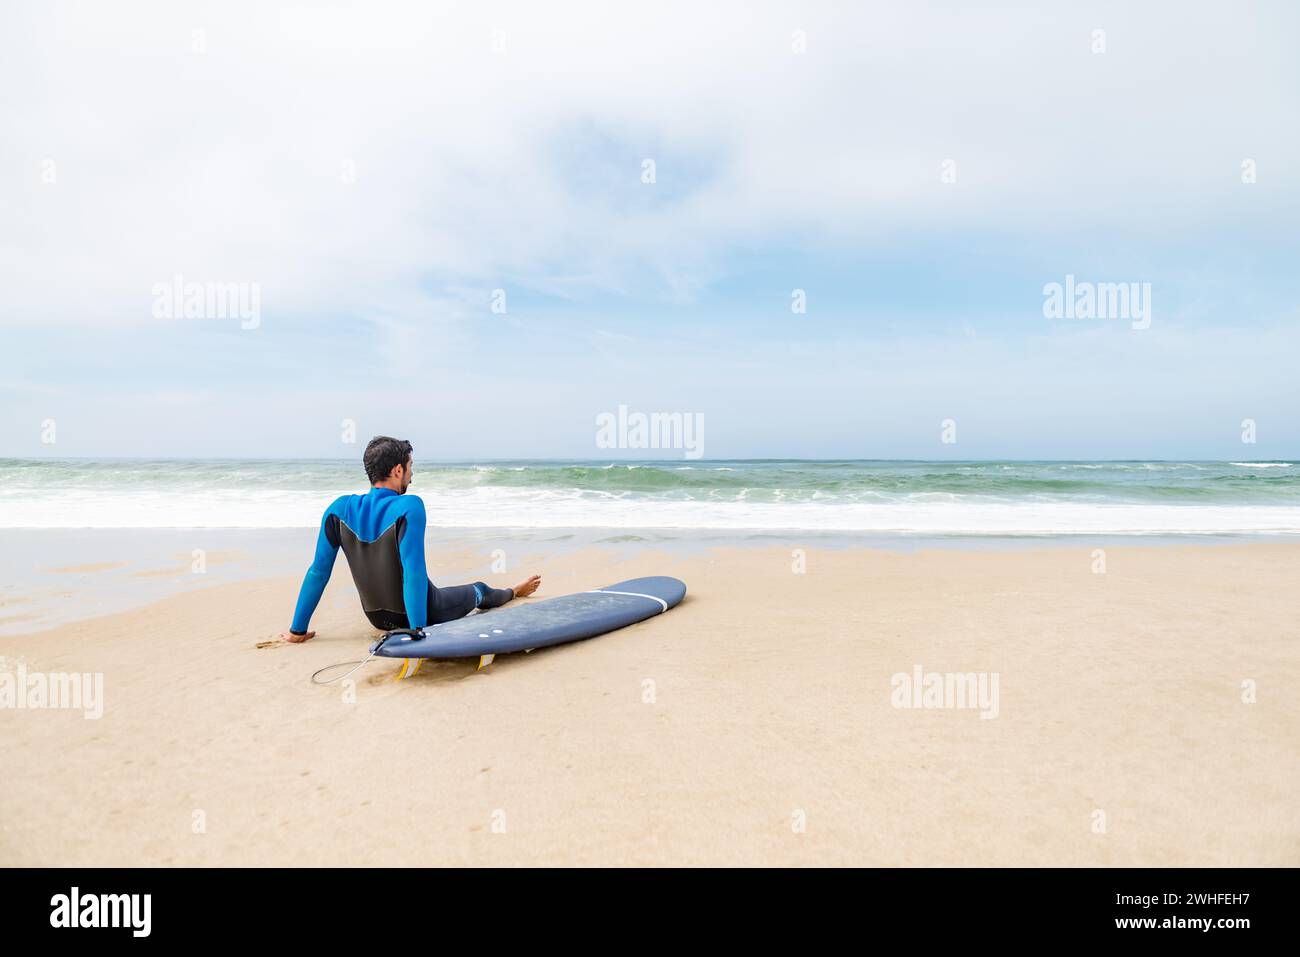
309, 631, 396, 685
310, 652, 379, 685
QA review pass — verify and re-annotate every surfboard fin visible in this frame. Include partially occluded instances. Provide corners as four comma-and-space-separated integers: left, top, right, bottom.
395, 658, 423, 680
477, 654, 495, 670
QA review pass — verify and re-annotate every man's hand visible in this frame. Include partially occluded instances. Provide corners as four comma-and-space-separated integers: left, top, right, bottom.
280, 630, 316, 643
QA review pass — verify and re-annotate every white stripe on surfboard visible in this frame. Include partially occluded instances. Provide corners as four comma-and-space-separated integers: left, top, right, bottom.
587, 589, 669, 612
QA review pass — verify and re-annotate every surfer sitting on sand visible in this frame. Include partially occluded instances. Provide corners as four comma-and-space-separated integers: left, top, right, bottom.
282, 436, 541, 642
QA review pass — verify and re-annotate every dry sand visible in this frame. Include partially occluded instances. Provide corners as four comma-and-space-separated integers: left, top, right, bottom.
1, 541, 1297, 866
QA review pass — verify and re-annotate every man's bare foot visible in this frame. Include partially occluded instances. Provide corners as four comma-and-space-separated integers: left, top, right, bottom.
279, 630, 316, 643
512, 575, 541, 599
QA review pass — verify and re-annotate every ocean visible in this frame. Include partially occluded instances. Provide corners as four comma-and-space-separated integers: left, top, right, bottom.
3, 458, 1299, 535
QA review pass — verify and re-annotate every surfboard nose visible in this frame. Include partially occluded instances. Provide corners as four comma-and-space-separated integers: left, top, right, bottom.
596, 576, 687, 607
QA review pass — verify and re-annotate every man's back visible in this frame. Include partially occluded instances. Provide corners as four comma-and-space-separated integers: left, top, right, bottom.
283, 436, 539, 641
291, 486, 429, 634
324, 487, 424, 541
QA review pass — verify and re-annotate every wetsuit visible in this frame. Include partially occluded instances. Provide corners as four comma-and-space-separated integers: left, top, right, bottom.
289, 487, 512, 634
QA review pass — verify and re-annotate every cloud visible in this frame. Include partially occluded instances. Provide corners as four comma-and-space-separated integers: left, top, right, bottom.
2, 1, 1297, 457
4, 0, 1297, 329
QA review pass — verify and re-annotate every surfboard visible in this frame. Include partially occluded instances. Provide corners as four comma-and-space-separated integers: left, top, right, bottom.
372, 576, 686, 675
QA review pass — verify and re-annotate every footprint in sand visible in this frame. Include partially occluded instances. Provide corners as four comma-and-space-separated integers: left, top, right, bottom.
255, 639, 286, 649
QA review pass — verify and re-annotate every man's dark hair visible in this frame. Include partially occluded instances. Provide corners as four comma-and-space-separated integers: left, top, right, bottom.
363, 436, 413, 484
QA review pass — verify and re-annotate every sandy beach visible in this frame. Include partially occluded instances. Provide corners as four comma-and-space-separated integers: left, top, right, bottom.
1, 539, 1296, 867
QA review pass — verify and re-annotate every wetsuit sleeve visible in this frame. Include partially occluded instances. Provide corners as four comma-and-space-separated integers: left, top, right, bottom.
399, 497, 429, 628
290, 502, 341, 633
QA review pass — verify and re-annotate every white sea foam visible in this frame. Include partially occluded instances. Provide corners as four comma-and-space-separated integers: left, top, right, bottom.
3, 486, 1300, 534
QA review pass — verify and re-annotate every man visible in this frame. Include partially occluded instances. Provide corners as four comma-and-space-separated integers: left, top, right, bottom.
283, 436, 540, 642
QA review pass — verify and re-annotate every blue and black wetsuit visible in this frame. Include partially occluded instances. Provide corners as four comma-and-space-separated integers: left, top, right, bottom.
290, 487, 512, 634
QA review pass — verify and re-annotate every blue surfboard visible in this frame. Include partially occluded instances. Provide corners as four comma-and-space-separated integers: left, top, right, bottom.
371, 576, 686, 670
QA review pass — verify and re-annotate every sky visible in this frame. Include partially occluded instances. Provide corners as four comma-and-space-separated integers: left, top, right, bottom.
2, 0, 1298, 460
